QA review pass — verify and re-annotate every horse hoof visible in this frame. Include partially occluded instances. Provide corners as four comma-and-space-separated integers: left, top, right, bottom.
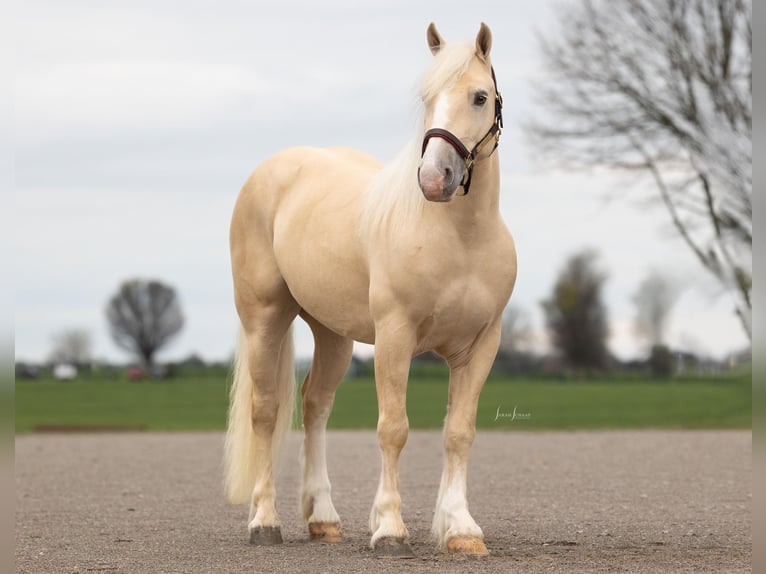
249, 526, 283, 545
309, 522, 343, 542
446, 536, 488, 556
373, 536, 414, 558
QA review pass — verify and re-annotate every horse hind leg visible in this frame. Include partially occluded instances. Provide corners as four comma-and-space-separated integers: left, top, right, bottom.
225, 288, 299, 545
227, 171, 304, 543
299, 313, 353, 542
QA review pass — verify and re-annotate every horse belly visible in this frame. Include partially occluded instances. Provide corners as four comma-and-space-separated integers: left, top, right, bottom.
271, 149, 377, 343
282, 254, 375, 343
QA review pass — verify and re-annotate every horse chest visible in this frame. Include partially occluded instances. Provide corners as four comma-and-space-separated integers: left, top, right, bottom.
428, 270, 504, 329
391, 242, 515, 351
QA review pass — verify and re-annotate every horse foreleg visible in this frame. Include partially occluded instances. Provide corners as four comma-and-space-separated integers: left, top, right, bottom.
300, 315, 353, 542
433, 321, 502, 556
369, 325, 414, 556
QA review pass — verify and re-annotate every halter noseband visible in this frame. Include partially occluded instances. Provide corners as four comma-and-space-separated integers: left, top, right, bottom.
420, 66, 503, 196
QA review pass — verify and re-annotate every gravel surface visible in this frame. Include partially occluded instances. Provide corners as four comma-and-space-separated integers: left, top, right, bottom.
16, 430, 751, 573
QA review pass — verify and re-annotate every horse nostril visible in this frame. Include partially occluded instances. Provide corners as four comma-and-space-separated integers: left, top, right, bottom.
444, 165, 454, 184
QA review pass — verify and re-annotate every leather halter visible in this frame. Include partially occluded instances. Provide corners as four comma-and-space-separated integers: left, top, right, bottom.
420, 67, 503, 196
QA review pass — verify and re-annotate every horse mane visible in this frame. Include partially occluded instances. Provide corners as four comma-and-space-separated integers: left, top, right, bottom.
359, 42, 477, 239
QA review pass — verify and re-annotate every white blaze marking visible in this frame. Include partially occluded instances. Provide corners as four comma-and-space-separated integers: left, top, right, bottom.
422, 94, 454, 172
432, 93, 452, 129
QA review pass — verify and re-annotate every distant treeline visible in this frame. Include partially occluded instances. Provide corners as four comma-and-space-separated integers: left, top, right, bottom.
16, 344, 751, 383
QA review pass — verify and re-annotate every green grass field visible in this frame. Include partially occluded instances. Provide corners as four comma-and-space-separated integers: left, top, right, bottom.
14, 367, 751, 433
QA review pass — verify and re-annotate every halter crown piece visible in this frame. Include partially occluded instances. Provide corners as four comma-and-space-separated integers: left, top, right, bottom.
420, 66, 503, 196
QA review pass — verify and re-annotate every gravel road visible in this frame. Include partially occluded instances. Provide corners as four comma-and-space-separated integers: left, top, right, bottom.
16, 430, 751, 573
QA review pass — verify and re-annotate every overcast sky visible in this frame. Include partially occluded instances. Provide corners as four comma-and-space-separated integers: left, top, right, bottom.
14, 0, 750, 364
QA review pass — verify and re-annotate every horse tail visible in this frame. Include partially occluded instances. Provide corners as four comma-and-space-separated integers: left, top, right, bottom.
224, 325, 296, 504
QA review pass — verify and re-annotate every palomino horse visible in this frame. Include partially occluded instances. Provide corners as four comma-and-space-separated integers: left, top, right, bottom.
225, 22, 516, 556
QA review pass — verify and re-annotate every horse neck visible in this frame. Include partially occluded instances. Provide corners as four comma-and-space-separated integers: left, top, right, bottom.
426, 154, 501, 235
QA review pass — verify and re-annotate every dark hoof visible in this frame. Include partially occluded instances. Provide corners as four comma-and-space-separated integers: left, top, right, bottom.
373, 536, 414, 558
249, 526, 283, 545
309, 522, 343, 542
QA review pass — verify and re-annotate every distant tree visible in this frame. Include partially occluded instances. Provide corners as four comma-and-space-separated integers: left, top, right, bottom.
528, 0, 752, 339
648, 344, 675, 378
495, 305, 536, 374
542, 250, 610, 372
50, 329, 91, 366
633, 271, 682, 348
177, 353, 206, 368
105, 279, 184, 367
499, 304, 532, 355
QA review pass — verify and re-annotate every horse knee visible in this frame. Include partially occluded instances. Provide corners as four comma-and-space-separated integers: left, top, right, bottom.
377, 414, 409, 453
444, 426, 474, 456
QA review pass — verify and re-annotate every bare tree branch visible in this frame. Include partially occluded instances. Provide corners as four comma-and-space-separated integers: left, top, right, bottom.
527, 0, 751, 339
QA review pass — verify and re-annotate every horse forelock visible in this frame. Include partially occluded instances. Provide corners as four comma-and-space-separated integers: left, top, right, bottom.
419, 42, 478, 104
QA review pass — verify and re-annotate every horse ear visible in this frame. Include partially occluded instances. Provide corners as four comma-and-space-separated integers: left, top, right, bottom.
476, 22, 492, 61
427, 22, 445, 55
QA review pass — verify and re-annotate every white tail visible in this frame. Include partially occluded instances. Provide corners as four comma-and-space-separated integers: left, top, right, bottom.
224, 325, 296, 504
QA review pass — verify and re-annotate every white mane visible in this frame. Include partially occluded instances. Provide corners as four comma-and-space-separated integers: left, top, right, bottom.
360, 42, 477, 240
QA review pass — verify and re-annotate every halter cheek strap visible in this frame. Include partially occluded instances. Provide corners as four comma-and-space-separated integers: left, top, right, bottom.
420, 66, 504, 196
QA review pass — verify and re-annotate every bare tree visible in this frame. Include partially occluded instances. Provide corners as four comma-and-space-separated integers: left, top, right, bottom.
542, 250, 610, 371
499, 304, 533, 354
528, 0, 751, 339
633, 271, 682, 348
496, 304, 537, 374
50, 329, 91, 365
106, 279, 184, 367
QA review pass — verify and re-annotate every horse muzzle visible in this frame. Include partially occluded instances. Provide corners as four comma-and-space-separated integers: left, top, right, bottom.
418, 169, 458, 202
418, 148, 462, 202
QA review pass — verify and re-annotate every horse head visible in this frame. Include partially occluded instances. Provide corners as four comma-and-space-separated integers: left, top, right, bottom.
418, 23, 503, 202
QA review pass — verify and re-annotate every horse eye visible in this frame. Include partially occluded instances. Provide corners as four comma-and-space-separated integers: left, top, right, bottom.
473, 92, 488, 106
